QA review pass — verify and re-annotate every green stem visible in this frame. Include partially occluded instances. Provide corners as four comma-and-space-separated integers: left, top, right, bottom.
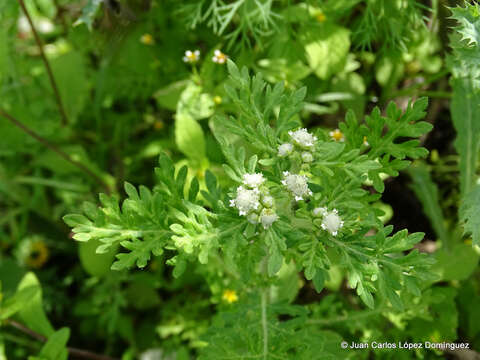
261, 287, 268, 360
260, 250, 269, 359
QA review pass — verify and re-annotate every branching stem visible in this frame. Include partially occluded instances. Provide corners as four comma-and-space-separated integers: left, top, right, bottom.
6, 319, 119, 360
17, 0, 69, 126
0, 109, 111, 193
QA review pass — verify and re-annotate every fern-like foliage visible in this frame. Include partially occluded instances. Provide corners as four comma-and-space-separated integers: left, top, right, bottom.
198, 296, 348, 359
65, 61, 435, 356
450, 2, 480, 82
177, 0, 280, 48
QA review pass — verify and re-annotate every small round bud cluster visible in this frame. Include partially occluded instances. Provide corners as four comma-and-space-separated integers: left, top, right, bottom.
313, 207, 344, 236
281, 171, 313, 201
301, 151, 313, 163
230, 172, 278, 229
278, 143, 294, 157
259, 208, 278, 229
277, 129, 317, 166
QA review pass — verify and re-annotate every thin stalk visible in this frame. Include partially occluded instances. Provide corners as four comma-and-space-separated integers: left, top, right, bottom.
0, 109, 111, 193
259, 252, 269, 360
6, 319, 119, 360
17, 0, 69, 126
261, 288, 268, 360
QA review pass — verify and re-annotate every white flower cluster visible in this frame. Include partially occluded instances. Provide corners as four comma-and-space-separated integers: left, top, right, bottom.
230, 173, 278, 229
313, 207, 344, 236
278, 128, 317, 165
288, 128, 318, 148
281, 171, 312, 201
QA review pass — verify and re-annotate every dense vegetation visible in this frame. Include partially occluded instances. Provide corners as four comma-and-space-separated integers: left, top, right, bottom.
0, 0, 479, 359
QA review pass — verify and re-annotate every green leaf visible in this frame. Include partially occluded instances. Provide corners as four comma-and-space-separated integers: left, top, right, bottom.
0, 285, 39, 320
175, 113, 206, 165
199, 296, 346, 359
78, 239, 118, 277
460, 185, 480, 246
302, 24, 350, 80
408, 164, 450, 246
433, 243, 479, 281
38, 328, 70, 360
177, 82, 214, 120
16, 273, 54, 337
35, 328, 69, 360
170, 202, 218, 265
64, 182, 171, 271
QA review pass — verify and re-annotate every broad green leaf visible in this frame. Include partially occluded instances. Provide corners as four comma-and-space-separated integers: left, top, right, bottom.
270, 261, 301, 303
177, 83, 214, 120
78, 239, 118, 277
38, 328, 70, 360
175, 113, 206, 165
0, 285, 39, 320
302, 24, 350, 80
433, 243, 479, 281
16, 273, 54, 337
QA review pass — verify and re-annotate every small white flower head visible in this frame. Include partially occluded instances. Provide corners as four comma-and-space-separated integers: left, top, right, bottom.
329, 129, 345, 142
278, 143, 294, 157
320, 209, 344, 236
281, 171, 312, 201
259, 208, 278, 229
212, 49, 227, 64
183, 50, 200, 63
242, 173, 265, 189
230, 186, 260, 216
313, 207, 327, 217
261, 194, 274, 208
301, 151, 314, 163
288, 128, 317, 148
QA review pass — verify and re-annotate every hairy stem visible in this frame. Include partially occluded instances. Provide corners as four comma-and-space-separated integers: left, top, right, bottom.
17, 0, 69, 126
0, 109, 111, 193
6, 319, 119, 360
